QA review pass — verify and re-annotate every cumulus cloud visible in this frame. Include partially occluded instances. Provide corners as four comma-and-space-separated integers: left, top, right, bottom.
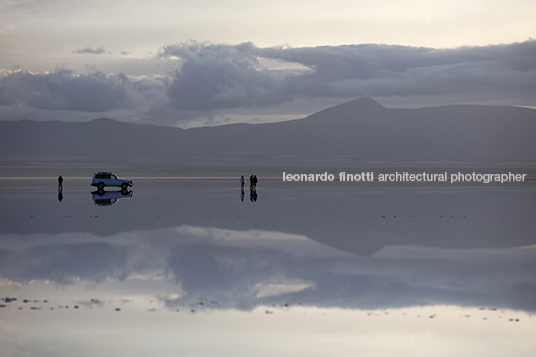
0, 68, 167, 114
0, 69, 129, 111
161, 40, 536, 109
160, 42, 287, 111
1, 40, 535, 124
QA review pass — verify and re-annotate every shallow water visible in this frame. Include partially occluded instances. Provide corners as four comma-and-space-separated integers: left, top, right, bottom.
1, 178, 535, 357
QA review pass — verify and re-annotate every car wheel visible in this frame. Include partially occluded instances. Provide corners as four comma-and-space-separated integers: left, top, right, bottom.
121, 182, 128, 189
97, 182, 105, 189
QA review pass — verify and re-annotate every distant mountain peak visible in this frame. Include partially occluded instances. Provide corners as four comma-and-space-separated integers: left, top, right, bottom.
348, 97, 385, 109
88, 118, 133, 127
305, 97, 385, 122
330, 97, 386, 113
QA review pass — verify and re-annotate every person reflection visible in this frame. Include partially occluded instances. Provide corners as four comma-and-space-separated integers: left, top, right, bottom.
240, 175, 245, 201
250, 186, 257, 202
57, 175, 63, 202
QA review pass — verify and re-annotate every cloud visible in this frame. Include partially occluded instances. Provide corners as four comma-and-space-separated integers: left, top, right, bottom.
73, 46, 110, 54
161, 41, 287, 111
161, 40, 536, 109
0, 69, 129, 111
1, 40, 535, 125
0, 68, 167, 114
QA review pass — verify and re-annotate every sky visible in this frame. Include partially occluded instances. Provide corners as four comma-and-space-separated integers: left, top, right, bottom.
0, 0, 535, 127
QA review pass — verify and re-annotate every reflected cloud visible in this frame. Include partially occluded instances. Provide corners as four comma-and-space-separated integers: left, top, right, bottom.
1, 224, 535, 312
176, 225, 310, 242
1, 181, 536, 318
0, 242, 129, 285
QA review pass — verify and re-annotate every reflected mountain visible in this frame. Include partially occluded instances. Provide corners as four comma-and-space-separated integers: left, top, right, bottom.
1, 181, 535, 257
92, 189, 133, 206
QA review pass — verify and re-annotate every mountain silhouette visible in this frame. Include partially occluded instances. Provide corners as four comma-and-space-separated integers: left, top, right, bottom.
1, 98, 535, 165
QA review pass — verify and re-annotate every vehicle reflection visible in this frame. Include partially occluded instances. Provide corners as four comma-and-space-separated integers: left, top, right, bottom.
91, 189, 133, 206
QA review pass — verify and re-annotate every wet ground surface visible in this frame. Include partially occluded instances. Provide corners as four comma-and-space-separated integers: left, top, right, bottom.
1, 178, 535, 357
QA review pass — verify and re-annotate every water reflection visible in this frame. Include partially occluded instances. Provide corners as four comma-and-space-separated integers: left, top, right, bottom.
4, 181, 534, 255
1, 225, 535, 312
92, 189, 133, 206
57, 175, 64, 202
1, 179, 535, 356
250, 186, 257, 201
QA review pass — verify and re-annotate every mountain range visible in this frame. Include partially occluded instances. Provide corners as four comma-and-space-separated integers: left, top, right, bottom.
1, 98, 535, 165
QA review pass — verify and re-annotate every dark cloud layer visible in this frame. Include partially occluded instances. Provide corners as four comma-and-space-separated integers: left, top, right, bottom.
0, 68, 166, 115
0, 40, 535, 124
163, 42, 286, 111
0, 69, 129, 112
161, 40, 536, 107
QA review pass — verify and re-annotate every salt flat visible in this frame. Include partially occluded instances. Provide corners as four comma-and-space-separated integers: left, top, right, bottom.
1, 175, 535, 357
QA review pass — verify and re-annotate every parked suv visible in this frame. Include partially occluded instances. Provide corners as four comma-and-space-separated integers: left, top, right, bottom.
91, 172, 133, 190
